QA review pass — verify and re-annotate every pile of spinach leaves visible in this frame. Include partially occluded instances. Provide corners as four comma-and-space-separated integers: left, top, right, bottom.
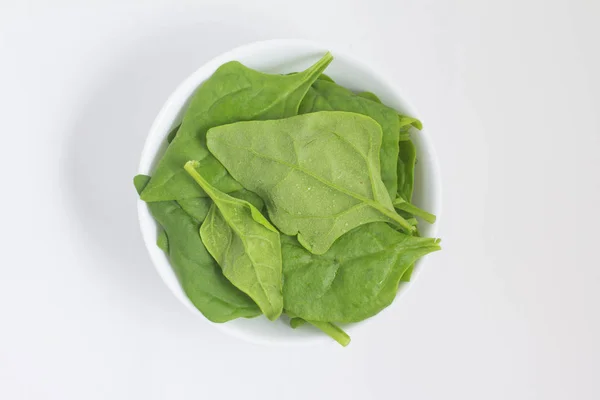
134, 52, 440, 346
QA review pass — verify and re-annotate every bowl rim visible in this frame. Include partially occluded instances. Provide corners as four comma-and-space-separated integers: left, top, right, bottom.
137, 38, 442, 346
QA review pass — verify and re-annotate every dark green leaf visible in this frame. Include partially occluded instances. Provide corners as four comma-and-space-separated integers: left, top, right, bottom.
281, 222, 440, 322
317, 73, 335, 83
167, 124, 180, 144
157, 230, 169, 253
177, 197, 212, 222
397, 140, 417, 202
134, 174, 260, 322
140, 53, 333, 202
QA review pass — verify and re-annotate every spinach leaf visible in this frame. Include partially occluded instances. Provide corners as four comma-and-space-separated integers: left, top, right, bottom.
396, 115, 422, 202
176, 186, 263, 223
167, 124, 180, 144
207, 111, 414, 255
134, 175, 261, 322
357, 91, 381, 103
229, 189, 265, 212
397, 139, 417, 202
281, 222, 440, 322
357, 91, 422, 130
177, 197, 212, 222
157, 230, 169, 253
393, 197, 436, 224
400, 265, 414, 282
164, 126, 217, 222
317, 73, 335, 83
299, 80, 401, 198
399, 115, 422, 131
140, 53, 333, 202
394, 143, 435, 280
184, 162, 283, 321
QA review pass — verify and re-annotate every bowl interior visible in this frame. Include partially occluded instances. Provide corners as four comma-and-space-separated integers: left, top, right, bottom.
137, 39, 440, 346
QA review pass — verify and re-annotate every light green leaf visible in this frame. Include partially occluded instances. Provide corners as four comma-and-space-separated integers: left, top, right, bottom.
400, 265, 414, 282
177, 188, 263, 223
207, 111, 414, 255
356, 91, 381, 103
184, 162, 283, 321
229, 188, 265, 212
299, 80, 401, 198
399, 115, 422, 130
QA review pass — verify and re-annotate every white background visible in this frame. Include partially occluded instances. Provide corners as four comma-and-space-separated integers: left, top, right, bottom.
1, 0, 599, 399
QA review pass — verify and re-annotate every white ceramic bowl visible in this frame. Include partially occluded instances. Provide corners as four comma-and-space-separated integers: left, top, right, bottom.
137, 39, 441, 346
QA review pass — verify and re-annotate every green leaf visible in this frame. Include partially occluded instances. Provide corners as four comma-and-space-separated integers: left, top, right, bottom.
133, 174, 260, 322
229, 188, 265, 212
357, 92, 423, 131
167, 124, 180, 144
184, 162, 283, 321
400, 265, 414, 282
299, 80, 402, 198
397, 139, 417, 202
207, 111, 414, 255
140, 53, 333, 202
399, 115, 422, 131
281, 222, 440, 322
356, 91, 381, 103
177, 197, 212, 222
317, 73, 335, 83
393, 197, 436, 224
156, 230, 169, 253
176, 187, 263, 223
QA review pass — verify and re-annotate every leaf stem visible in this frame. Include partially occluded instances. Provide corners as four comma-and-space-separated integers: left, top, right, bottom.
393, 198, 436, 224
379, 205, 416, 232
184, 161, 217, 200
308, 321, 351, 347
